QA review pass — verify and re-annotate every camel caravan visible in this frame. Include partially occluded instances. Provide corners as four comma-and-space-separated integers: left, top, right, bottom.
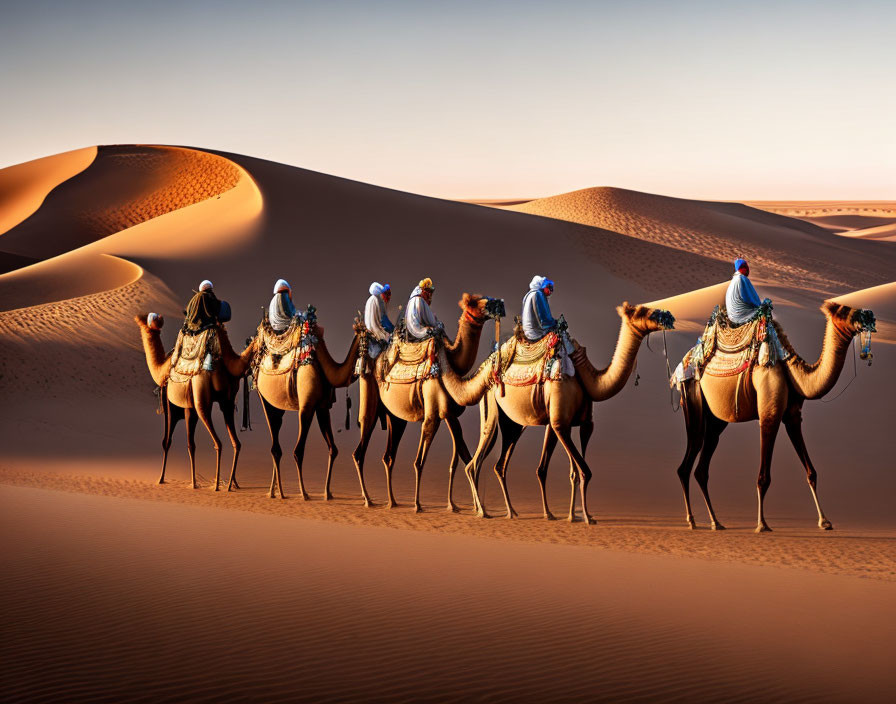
136, 262, 877, 532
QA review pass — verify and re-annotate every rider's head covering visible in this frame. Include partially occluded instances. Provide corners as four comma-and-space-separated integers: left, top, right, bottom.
273, 278, 291, 294
418, 277, 434, 291
529, 275, 554, 291
369, 281, 391, 297
199, 279, 214, 291
734, 258, 748, 273
147, 312, 162, 329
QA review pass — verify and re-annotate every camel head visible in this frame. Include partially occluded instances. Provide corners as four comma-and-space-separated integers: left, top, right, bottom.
821, 301, 876, 337
822, 301, 876, 361
459, 293, 506, 323
135, 312, 164, 333
616, 302, 675, 336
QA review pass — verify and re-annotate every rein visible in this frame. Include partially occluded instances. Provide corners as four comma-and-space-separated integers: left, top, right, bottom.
821, 337, 859, 404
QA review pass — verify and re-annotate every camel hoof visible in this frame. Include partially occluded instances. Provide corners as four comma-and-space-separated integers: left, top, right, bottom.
158, 479, 166, 485
447, 504, 460, 513
711, 522, 726, 531
475, 510, 490, 519
567, 515, 576, 523
230, 481, 241, 490
300, 493, 310, 502
755, 523, 772, 533
213, 486, 220, 492
544, 513, 556, 521
686, 517, 696, 529
819, 519, 833, 530
227, 485, 235, 492
584, 516, 596, 525
414, 505, 423, 514
192, 484, 199, 490
323, 493, 333, 501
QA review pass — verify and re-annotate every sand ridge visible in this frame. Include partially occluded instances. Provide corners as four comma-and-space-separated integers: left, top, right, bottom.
0, 145, 248, 274
0, 146, 97, 237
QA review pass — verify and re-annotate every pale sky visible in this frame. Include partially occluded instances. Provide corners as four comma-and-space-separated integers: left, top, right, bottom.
1, 0, 894, 199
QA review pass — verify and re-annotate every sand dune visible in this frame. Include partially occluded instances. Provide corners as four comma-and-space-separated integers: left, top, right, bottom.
505, 187, 896, 295
837, 221, 896, 241
0, 145, 249, 275
0, 146, 96, 237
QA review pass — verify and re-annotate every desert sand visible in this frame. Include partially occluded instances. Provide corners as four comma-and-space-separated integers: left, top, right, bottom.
2, 146, 895, 701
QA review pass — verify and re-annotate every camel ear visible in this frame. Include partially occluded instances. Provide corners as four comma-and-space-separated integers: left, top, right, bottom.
821, 301, 842, 318
459, 292, 480, 310
616, 301, 633, 318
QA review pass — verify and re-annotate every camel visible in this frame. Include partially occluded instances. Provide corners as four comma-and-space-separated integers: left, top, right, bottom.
136, 314, 247, 491
246, 319, 363, 501
451, 303, 675, 523
674, 301, 876, 533
353, 294, 503, 512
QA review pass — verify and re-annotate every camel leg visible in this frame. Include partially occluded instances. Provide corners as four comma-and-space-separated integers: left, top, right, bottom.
493, 412, 523, 519
192, 383, 223, 492
184, 408, 199, 489
221, 398, 241, 492
351, 377, 378, 507
675, 381, 705, 528
412, 416, 441, 513
159, 400, 183, 485
756, 415, 783, 533
382, 414, 407, 508
259, 394, 286, 499
316, 406, 338, 501
553, 422, 594, 525
783, 404, 832, 530
694, 413, 727, 530
464, 395, 499, 518
444, 414, 472, 513
535, 427, 559, 520
293, 407, 314, 501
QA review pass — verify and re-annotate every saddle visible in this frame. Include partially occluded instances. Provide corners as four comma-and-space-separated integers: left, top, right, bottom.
679, 302, 785, 382
382, 336, 439, 384
494, 329, 565, 387
168, 326, 221, 384
252, 312, 316, 382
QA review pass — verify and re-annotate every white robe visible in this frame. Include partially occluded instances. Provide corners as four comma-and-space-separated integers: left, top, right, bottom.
405, 292, 439, 340
364, 294, 391, 342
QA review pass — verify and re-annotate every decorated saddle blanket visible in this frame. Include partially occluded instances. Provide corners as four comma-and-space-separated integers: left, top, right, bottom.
383, 336, 440, 384
494, 330, 569, 387
168, 326, 221, 384
253, 313, 316, 380
671, 301, 789, 385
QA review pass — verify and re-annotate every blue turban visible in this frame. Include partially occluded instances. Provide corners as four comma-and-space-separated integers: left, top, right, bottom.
734, 258, 747, 272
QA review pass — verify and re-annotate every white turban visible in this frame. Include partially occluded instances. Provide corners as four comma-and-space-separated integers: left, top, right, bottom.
199, 280, 213, 291
273, 278, 291, 295
369, 282, 385, 296
529, 275, 549, 291
147, 312, 162, 329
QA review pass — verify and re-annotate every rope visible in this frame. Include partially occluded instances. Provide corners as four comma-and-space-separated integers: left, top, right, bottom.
661, 329, 680, 412
821, 337, 859, 404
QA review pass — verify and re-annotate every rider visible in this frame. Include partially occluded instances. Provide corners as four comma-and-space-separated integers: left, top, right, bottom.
521, 275, 573, 376
183, 279, 223, 332
269, 278, 297, 333
725, 258, 762, 325
364, 281, 394, 357
405, 277, 442, 340
522, 275, 557, 340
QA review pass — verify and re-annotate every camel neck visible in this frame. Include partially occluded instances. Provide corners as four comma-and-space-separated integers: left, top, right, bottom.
574, 319, 645, 402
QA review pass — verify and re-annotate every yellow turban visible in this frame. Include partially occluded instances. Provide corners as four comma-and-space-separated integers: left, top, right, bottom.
418, 277, 434, 291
